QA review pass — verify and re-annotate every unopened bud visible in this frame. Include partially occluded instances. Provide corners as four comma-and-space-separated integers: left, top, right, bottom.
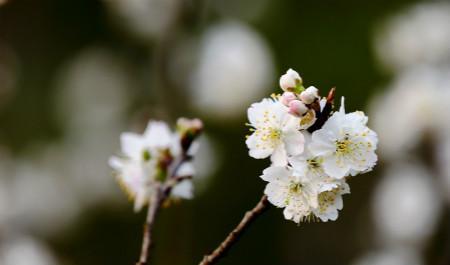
177, 118, 203, 134
177, 118, 203, 153
299, 86, 319, 104
288, 100, 308, 117
280, 92, 297, 106
279, 69, 302, 92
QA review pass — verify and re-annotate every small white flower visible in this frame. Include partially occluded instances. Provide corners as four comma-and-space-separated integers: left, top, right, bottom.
260, 166, 318, 223
109, 120, 196, 211
279, 69, 302, 92
289, 141, 341, 194
246, 98, 305, 166
299, 86, 319, 104
313, 182, 350, 221
289, 137, 349, 222
309, 99, 378, 179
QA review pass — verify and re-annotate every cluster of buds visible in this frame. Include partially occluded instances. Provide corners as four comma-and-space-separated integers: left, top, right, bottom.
280, 69, 322, 119
279, 70, 321, 119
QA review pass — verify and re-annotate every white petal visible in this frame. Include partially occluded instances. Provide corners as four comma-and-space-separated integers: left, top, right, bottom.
334, 194, 344, 210
260, 166, 290, 182
339, 96, 345, 113
264, 182, 288, 207
283, 207, 296, 222
322, 208, 338, 222
134, 187, 149, 212
144, 121, 173, 148
120, 132, 144, 159
108, 156, 124, 170
283, 131, 305, 156
247, 98, 275, 126
322, 156, 350, 179
246, 133, 273, 159
288, 156, 309, 175
171, 180, 194, 199
176, 162, 195, 177
309, 130, 335, 156
187, 140, 200, 156
270, 145, 288, 166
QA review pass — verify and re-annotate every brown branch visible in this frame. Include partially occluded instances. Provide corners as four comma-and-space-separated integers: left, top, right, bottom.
135, 167, 191, 265
199, 195, 270, 265
136, 185, 163, 265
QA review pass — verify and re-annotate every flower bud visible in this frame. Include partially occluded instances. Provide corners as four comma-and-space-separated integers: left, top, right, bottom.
299, 86, 319, 104
177, 118, 203, 134
288, 100, 308, 117
279, 69, 302, 92
177, 118, 203, 153
280, 92, 297, 106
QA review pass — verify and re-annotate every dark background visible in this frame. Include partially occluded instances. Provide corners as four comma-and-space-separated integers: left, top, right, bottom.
0, 0, 448, 265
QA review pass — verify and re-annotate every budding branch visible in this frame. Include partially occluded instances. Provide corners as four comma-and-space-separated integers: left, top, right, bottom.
199, 194, 270, 265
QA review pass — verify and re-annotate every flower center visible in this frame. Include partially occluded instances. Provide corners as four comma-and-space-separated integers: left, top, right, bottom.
258, 127, 281, 147
335, 136, 352, 155
289, 181, 302, 194
307, 157, 322, 169
142, 149, 151, 161
317, 188, 339, 213
285, 181, 303, 206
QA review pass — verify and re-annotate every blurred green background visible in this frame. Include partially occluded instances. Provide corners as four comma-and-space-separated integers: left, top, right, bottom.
0, 0, 449, 265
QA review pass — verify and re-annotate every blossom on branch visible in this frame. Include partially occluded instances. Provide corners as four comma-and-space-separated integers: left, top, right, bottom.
109, 118, 202, 211
246, 69, 378, 224
246, 98, 305, 166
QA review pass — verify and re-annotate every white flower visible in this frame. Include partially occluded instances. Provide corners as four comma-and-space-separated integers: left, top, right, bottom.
279, 69, 302, 92
260, 166, 317, 223
109, 156, 156, 211
109, 120, 196, 211
309, 99, 378, 179
246, 98, 305, 166
289, 137, 349, 222
313, 182, 350, 221
260, 162, 349, 223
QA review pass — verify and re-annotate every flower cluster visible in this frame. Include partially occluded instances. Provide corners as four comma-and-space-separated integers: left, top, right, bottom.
246, 69, 378, 223
109, 118, 203, 212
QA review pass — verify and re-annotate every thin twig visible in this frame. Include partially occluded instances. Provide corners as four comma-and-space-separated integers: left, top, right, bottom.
135, 163, 191, 264
136, 185, 163, 265
199, 195, 270, 265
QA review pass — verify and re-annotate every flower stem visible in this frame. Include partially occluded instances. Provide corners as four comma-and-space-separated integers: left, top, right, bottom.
135, 166, 192, 265
136, 185, 163, 265
199, 195, 270, 265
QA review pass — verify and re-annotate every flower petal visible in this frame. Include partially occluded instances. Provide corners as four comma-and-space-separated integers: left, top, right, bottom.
246, 133, 273, 159
283, 130, 305, 156
120, 132, 144, 159
322, 156, 350, 179
270, 145, 288, 166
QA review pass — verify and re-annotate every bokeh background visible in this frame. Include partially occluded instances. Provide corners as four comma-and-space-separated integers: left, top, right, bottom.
0, 0, 449, 264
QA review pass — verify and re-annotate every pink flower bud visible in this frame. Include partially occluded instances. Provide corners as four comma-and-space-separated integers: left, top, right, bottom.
299, 86, 319, 104
280, 92, 297, 106
288, 100, 308, 117
279, 69, 302, 91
